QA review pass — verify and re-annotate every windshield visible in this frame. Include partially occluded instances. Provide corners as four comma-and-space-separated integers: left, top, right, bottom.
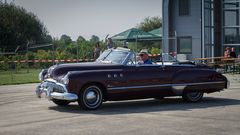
97, 49, 179, 65
101, 50, 129, 64
96, 49, 111, 62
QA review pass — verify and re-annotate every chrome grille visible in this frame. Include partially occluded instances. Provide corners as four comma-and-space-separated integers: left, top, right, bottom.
41, 81, 66, 93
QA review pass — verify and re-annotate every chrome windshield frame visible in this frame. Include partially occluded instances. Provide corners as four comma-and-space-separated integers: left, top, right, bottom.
98, 47, 132, 65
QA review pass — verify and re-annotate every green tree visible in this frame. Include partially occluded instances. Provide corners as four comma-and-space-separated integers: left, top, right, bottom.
77, 36, 86, 44
35, 50, 51, 60
89, 35, 99, 44
60, 34, 72, 45
44, 35, 53, 43
0, 2, 48, 51
55, 50, 71, 60
53, 36, 71, 51
66, 42, 78, 58
150, 47, 161, 55
82, 42, 93, 58
137, 16, 162, 32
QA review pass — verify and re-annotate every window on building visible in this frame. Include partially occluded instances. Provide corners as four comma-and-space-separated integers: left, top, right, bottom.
177, 37, 192, 54
204, 0, 215, 58
179, 0, 190, 16
224, 10, 237, 26
223, 0, 240, 45
224, 28, 240, 44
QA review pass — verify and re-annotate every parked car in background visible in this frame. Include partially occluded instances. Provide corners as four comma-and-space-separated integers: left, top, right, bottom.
36, 47, 229, 110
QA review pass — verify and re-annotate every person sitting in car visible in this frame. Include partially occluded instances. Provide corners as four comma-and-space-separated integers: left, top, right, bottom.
138, 51, 152, 64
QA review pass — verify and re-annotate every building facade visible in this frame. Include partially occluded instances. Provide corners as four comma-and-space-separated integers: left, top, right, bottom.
163, 0, 240, 60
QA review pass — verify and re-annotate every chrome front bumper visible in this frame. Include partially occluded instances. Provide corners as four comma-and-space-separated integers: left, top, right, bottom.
36, 79, 78, 101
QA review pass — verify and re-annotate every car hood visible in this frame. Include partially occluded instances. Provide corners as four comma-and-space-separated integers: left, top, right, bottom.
49, 62, 123, 80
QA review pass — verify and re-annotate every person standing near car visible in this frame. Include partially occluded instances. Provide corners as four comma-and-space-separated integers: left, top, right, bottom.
224, 47, 230, 58
230, 47, 237, 58
93, 42, 101, 60
106, 38, 113, 49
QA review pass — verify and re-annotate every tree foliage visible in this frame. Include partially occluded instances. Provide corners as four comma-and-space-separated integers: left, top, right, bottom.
0, 2, 48, 51
137, 16, 162, 32
60, 34, 72, 45
77, 36, 86, 44
0, 3, 163, 70
89, 35, 99, 44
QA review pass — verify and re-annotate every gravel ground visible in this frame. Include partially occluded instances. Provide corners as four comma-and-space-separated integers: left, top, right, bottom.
0, 74, 239, 135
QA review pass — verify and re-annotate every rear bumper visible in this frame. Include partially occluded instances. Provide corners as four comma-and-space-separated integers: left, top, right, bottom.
36, 79, 78, 101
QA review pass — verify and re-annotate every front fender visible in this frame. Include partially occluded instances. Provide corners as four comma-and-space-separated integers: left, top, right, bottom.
66, 69, 123, 94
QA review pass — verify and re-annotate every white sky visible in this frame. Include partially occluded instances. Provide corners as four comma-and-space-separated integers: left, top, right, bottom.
13, 0, 162, 41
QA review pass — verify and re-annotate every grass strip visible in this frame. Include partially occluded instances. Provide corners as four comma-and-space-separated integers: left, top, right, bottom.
0, 69, 41, 85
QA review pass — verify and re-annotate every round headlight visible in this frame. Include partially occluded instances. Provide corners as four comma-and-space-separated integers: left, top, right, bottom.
62, 75, 69, 85
39, 69, 48, 81
39, 69, 44, 81
39, 72, 43, 81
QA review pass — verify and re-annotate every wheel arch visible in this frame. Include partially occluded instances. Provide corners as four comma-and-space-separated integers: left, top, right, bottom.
171, 69, 224, 95
79, 82, 108, 101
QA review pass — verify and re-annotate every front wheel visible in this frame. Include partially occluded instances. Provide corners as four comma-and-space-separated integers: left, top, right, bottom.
182, 91, 204, 102
78, 85, 103, 110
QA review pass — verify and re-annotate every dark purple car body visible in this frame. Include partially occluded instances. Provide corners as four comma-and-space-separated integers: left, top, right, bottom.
36, 48, 229, 110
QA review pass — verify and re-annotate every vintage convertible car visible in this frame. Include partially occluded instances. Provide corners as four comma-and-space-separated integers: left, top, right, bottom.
36, 47, 229, 110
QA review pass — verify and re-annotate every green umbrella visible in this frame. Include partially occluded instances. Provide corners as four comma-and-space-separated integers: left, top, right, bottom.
149, 27, 162, 37
111, 28, 161, 41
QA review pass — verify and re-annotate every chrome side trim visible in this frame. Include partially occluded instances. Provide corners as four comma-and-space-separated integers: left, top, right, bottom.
172, 85, 186, 95
107, 81, 225, 90
108, 84, 172, 90
172, 86, 186, 90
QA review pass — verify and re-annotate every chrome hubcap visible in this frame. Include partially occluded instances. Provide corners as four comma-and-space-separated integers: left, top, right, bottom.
86, 91, 97, 103
187, 92, 203, 100
190, 92, 200, 97
84, 86, 101, 107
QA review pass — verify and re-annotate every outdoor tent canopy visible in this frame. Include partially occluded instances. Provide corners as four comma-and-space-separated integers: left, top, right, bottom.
149, 27, 162, 37
111, 28, 161, 41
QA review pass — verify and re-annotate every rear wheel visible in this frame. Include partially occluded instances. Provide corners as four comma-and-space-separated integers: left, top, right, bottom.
78, 85, 103, 110
182, 92, 204, 102
52, 99, 70, 106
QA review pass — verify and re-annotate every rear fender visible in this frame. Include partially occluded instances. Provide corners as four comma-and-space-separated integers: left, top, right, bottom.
171, 69, 222, 95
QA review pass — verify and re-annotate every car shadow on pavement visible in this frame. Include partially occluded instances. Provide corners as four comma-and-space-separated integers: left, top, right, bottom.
48, 97, 240, 115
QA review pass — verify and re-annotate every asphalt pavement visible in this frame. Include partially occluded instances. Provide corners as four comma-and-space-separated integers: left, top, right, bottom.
0, 74, 240, 135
